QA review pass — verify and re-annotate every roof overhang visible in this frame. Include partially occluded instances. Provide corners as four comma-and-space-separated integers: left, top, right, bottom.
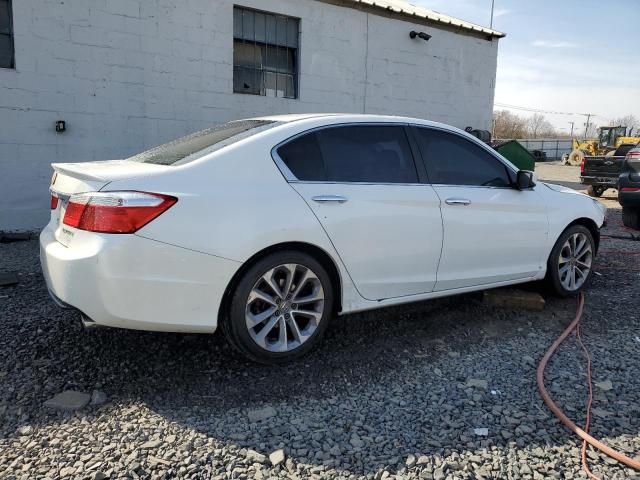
320, 0, 506, 40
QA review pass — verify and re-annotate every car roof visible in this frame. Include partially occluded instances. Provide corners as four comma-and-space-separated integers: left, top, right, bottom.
251, 113, 454, 129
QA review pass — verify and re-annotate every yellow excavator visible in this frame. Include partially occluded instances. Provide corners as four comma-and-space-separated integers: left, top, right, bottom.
565, 126, 640, 165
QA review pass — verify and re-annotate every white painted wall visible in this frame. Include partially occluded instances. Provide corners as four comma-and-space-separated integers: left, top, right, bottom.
0, 0, 499, 230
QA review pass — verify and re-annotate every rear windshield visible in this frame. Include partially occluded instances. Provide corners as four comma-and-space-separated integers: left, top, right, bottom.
128, 120, 277, 166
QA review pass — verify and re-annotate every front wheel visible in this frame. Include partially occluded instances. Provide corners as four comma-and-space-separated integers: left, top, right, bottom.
223, 251, 334, 364
587, 185, 605, 197
546, 225, 595, 296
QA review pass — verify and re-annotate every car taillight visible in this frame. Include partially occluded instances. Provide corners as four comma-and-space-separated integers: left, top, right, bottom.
50, 193, 59, 210
63, 191, 177, 234
627, 151, 640, 159
580, 158, 585, 174
621, 187, 640, 192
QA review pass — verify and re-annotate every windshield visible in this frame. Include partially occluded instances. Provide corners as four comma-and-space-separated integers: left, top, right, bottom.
128, 120, 277, 166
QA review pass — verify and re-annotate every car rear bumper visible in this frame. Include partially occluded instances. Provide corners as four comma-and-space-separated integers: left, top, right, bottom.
618, 173, 640, 208
40, 224, 241, 333
580, 176, 618, 187
619, 190, 640, 208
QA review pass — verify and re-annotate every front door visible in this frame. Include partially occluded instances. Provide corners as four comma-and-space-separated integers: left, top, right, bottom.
411, 126, 549, 291
276, 124, 444, 301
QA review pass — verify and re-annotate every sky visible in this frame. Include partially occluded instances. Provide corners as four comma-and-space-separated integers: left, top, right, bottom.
411, 0, 640, 134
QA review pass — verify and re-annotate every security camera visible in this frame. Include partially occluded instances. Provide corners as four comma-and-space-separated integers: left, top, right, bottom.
410, 31, 432, 41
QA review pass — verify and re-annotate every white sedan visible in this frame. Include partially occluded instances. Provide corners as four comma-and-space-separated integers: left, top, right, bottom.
41, 114, 606, 363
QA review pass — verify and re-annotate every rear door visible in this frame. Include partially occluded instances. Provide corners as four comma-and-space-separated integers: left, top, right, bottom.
411, 126, 549, 291
275, 124, 444, 301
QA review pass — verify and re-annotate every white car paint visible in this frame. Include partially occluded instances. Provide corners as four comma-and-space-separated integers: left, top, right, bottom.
40, 114, 605, 333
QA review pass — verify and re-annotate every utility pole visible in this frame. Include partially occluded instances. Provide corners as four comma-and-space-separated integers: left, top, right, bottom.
569, 122, 574, 138
584, 114, 592, 139
490, 0, 495, 28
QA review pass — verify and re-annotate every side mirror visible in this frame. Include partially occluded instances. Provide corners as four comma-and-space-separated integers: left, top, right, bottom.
516, 170, 536, 190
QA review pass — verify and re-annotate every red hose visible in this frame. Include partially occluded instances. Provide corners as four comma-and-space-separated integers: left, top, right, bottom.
536, 292, 640, 474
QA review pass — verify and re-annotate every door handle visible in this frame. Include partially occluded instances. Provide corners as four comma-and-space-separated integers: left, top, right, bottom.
312, 195, 348, 204
445, 198, 471, 206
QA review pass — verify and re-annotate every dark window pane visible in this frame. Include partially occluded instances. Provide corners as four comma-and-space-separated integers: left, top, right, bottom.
276, 16, 287, 46
414, 128, 512, 187
265, 14, 277, 44
286, 19, 298, 48
233, 7, 242, 38
0, 33, 12, 68
241, 9, 254, 41
278, 133, 326, 181
254, 12, 266, 43
317, 126, 418, 184
129, 120, 277, 166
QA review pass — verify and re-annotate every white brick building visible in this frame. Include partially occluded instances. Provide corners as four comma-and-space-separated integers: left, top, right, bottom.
0, 0, 503, 230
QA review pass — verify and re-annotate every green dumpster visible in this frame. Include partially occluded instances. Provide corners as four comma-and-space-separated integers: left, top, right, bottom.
492, 140, 536, 172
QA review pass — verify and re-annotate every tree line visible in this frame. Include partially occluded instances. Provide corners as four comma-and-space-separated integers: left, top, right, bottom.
492, 111, 640, 140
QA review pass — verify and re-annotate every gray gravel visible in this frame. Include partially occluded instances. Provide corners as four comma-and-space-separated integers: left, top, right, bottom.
1, 173, 639, 479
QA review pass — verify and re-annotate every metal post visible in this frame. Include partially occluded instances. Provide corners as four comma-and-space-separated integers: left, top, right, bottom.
490, 0, 495, 28
569, 122, 574, 138
584, 114, 592, 139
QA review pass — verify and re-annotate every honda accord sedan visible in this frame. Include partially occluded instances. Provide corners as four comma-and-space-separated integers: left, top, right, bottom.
41, 114, 606, 363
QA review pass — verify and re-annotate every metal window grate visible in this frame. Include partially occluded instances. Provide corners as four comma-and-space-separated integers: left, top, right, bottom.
233, 6, 299, 99
0, 0, 13, 69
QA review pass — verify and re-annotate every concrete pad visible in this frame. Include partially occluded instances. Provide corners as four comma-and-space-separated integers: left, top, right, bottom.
483, 289, 545, 311
44, 391, 91, 411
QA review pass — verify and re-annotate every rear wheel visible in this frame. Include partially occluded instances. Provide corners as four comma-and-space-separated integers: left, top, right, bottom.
546, 225, 595, 296
223, 251, 334, 364
622, 208, 640, 230
587, 185, 605, 197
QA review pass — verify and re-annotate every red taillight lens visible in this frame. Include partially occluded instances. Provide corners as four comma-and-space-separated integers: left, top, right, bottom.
50, 194, 59, 210
627, 151, 640, 159
621, 187, 640, 192
580, 158, 585, 174
63, 191, 177, 234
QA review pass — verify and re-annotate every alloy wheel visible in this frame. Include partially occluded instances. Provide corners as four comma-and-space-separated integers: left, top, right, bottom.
558, 232, 593, 291
245, 264, 325, 353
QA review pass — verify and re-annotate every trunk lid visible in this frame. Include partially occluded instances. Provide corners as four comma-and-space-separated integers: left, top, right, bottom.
49, 160, 171, 245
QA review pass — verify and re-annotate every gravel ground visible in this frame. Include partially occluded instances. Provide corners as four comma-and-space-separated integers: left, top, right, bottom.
1, 164, 639, 480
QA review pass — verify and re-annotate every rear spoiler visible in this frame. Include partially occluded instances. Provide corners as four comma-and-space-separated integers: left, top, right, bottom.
52, 162, 117, 182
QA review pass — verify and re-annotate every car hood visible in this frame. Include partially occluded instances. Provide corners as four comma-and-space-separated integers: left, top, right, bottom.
541, 182, 587, 197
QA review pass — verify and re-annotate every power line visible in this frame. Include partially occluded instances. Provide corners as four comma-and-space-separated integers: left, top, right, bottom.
494, 102, 594, 117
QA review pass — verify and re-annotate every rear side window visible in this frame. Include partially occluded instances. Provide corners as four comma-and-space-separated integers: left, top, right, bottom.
413, 127, 512, 187
277, 131, 325, 181
277, 125, 418, 184
129, 120, 277, 166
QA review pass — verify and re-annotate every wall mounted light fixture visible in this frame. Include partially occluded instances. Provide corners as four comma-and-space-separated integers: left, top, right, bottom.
410, 31, 432, 42
55, 120, 66, 133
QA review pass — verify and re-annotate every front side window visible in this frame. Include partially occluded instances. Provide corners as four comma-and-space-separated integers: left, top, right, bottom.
277, 125, 419, 184
0, 0, 14, 69
128, 120, 277, 166
413, 128, 512, 187
233, 6, 299, 99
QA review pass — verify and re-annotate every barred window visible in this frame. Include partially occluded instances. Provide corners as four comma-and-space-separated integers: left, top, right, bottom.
233, 6, 299, 99
0, 0, 14, 69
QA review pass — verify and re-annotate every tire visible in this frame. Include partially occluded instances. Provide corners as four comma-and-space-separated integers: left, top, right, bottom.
587, 185, 605, 197
222, 251, 334, 364
566, 149, 585, 166
546, 225, 596, 297
622, 208, 640, 230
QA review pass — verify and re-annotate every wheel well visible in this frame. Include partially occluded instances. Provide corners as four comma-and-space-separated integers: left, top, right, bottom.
218, 242, 343, 327
566, 217, 601, 253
